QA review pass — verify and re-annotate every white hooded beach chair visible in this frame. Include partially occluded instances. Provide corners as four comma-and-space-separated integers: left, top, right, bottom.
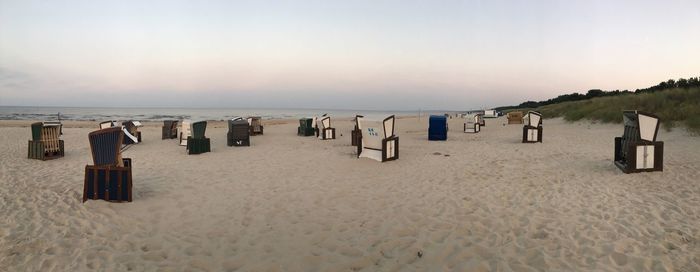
179, 120, 191, 146
99, 120, 118, 129
317, 115, 336, 140
356, 115, 399, 162
522, 111, 543, 143
464, 114, 480, 133
614, 111, 663, 173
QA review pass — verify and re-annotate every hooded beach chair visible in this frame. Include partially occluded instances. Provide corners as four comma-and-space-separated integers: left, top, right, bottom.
356, 115, 399, 162
83, 127, 133, 202
99, 120, 117, 129
228, 117, 251, 146
122, 120, 142, 144
428, 115, 448, 141
298, 118, 315, 136
179, 120, 191, 146
162, 120, 178, 139
317, 116, 336, 140
186, 120, 211, 154
28, 122, 65, 160
351, 115, 363, 146
614, 111, 663, 173
464, 114, 480, 133
248, 116, 264, 136
507, 111, 524, 124
522, 111, 543, 143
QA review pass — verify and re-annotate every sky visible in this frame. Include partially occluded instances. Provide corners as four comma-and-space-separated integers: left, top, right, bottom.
1, 0, 699, 110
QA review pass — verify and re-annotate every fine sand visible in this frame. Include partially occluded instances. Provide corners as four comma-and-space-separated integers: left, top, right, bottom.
1, 117, 699, 271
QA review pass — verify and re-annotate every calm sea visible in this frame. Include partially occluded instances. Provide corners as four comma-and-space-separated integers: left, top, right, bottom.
0, 106, 441, 121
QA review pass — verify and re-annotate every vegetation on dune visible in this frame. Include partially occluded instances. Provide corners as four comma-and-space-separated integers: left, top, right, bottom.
495, 77, 700, 134
537, 87, 700, 133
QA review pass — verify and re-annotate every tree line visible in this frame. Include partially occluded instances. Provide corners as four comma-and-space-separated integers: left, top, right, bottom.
495, 77, 700, 111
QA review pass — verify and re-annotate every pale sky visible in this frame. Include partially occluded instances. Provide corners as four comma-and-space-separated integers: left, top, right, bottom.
1, 0, 698, 110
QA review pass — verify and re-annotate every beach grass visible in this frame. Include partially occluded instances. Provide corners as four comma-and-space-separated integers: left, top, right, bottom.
531, 87, 700, 134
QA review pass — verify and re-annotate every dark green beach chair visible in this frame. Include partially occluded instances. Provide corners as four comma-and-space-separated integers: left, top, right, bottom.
187, 121, 211, 154
28, 122, 64, 160
298, 118, 315, 136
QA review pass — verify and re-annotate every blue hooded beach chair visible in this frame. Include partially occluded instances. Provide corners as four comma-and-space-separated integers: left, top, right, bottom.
428, 115, 448, 141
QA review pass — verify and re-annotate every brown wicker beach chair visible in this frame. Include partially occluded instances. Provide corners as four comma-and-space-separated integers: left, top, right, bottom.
28, 122, 64, 160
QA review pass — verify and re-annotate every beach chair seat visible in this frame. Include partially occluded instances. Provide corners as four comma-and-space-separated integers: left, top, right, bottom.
477, 114, 486, 127
248, 116, 264, 136
162, 120, 178, 139
428, 115, 448, 141
228, 118, 251, 146
356, 115, 399, 162
507, 111, 524, 124
298, 118, 315, 136
179, 120, 191, 146
122, 120, 142, 144
317, 116, 336, 140
83, 127, 132, 203
187, 121, 211, 154
28, 122, 65, 160
522, 111, 543, 143
614, 111, 663, 173
463, 114, 480, 133
351, 115, 363, 146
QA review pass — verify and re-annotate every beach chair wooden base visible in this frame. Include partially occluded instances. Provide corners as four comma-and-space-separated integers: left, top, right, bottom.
522, 126, 543, 143
357, 136, 399, 162
464, 123, 480, 133
319, 128, 336, 140
187, 137, 211, 154
298, 127, 315, 136
83, 158, 133, 203
227, 132, 250, 146
28, 140, 65, 160
351, 128, 361, 146
614, 138, 664, 173
249, 126, 264, 136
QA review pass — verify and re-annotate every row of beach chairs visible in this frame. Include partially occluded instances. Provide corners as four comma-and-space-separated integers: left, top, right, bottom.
26, 110, 663, 204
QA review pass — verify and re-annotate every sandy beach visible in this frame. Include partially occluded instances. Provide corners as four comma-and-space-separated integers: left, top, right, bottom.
1, 116, 699, 271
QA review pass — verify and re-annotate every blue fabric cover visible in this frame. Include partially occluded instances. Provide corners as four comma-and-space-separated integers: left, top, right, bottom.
428, 115, 447, 141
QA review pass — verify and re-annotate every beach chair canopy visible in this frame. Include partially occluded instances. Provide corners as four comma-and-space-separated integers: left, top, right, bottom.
248, 116, 262, 127
299, 118, 313, 129
526, 111, 542, 127
191, 121, 207, 139
464, 114, 478, 125
229, 117, 244, 130
319, 116, 331, 130
623, 111, 659, 142
428, 115, 448, 140
229, 118, 249, 132
88, 127, 123, 166
99, 120, 117, 129
31, 122, 62, 150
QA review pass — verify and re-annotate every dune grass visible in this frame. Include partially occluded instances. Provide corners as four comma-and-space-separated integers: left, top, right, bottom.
532, 87, 700, 134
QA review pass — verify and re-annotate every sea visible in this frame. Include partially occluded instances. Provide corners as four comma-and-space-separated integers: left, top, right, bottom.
0, 106, 450, 121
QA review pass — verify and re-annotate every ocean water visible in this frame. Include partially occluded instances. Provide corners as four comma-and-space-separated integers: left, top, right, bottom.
0, 106, 432, 121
